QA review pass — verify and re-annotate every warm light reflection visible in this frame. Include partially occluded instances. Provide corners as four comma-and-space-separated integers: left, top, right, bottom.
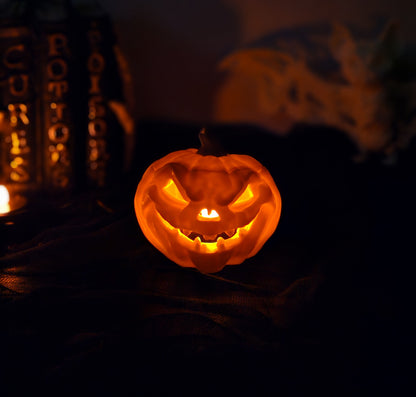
163, 179, 188, 205
134, 147, 282, 273
0, 185, 11, 214
156, 210, 256, 254
198, 208, 220, 221
8, 103, 29, 125
231, 185, 254, 207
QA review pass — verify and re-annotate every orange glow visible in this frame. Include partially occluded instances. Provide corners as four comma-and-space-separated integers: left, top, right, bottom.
231, 185, 254, 208
0, 185, 11, 214
198, 208, 220, 221
10, 156, 24, 169
10, 132, 21, 155
157, 210, 256, 254
134, 147, 282, 273
163, 179, 188, 205
51, 151, 60, 163
8, 103, 29, 125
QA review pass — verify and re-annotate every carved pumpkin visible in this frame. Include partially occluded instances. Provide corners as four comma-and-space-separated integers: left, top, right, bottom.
134, 131, 282, 273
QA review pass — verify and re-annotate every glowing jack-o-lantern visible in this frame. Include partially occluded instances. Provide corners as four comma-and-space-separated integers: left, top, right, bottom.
134, 131, 282, 273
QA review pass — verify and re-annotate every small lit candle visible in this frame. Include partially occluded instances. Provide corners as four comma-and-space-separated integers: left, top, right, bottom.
0, 184, 29, 256
0, 184, 27, 216
0, 185, 10, 214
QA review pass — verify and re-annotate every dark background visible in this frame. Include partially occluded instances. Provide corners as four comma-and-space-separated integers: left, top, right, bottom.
98, 0, 416, 124
1, 1, 416, 395
1, 121, 415, 395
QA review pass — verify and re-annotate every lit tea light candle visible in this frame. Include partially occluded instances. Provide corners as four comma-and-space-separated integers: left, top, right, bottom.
0, 185, 27, 216
0, 184, 30, 256
0, 185, 11, 214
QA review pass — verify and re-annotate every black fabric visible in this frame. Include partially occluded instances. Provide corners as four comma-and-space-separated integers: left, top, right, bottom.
1, 122, 414, 396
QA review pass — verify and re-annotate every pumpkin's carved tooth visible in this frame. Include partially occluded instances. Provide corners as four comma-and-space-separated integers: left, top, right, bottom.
239, 228, 248, 237
225, 229, 236, 238
203, 234, 217, 242
218, 232, 228, 240
188, 232, 199, 240
217, 236, 225, 250
195, 236, 202, 250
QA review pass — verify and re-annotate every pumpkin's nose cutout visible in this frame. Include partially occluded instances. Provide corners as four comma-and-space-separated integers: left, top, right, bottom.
198, 208, 220, 221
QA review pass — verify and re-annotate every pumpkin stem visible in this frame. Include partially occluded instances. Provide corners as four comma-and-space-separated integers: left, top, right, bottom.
197, 128, 227, 156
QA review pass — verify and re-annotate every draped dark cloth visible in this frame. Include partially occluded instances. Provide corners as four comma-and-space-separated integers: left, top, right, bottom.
1, 123, 414, 395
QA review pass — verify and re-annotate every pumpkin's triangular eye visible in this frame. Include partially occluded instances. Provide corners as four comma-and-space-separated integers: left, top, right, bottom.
163, 178, 188, 205
230, 184, 254, 209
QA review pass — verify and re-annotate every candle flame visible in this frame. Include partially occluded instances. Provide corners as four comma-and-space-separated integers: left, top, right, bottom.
198, 208, 220, 221
0, 185, 11, 214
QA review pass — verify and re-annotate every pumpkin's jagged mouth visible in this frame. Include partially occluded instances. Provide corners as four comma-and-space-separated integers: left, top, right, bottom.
156, 211, 255, 254
180, 229, 237, 243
